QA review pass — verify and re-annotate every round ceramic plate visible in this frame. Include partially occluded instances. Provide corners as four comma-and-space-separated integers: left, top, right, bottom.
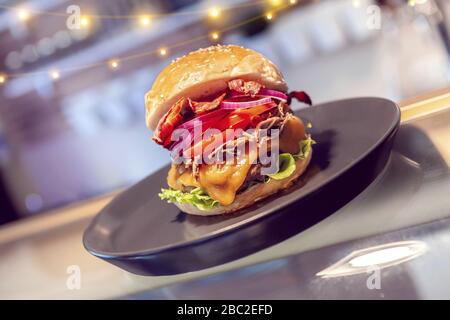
83, 97, 400, 276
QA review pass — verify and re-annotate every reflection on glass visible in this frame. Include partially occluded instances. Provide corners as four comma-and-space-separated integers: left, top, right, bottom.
316, 240, 427, 278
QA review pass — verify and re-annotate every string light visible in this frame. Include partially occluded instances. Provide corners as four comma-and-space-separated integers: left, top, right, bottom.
17, 8, 31, 22
0, 73, 7, 85
80, 16, 91, 28
208, 7, 221, 19
49, 70, 60, 80
1, 5, 291, 82
0, 2, 266, 20
109, 59, 119, 69
139, 15, 151, 26
159, 47, 168, 56
209, 31, 220, 41
269, 0, 284, 6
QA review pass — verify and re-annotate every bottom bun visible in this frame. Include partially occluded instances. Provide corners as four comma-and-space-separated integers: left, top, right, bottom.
175, 151, 312, 216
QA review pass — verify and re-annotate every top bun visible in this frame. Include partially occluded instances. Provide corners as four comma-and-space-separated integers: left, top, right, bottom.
145, 45, 288, 130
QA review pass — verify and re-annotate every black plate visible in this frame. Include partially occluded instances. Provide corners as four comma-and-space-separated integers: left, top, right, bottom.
83, 97, 400, 276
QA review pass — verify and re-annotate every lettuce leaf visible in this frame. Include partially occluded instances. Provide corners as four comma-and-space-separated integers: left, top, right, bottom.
267, 153, 296, 180
294, 135, 316, 160
267, 135, 315, 181
159, 187, 219, 211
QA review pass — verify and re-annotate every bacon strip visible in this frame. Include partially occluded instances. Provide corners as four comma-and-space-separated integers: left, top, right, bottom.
228, 79, 263, 96
152, 97, 191, 147
188, 93, 226, 114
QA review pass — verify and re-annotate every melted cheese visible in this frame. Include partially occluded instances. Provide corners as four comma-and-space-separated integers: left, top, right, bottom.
167, 165, 200, 190
198, 159, 252, 206
167, 153, 255, 206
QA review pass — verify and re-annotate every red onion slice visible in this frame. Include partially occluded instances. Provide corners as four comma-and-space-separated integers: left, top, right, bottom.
288, 91, 312, 105
228, 90, 248, 99
229, 88, 288, 103
257, 88, 288, 102
221, 97, 273, 109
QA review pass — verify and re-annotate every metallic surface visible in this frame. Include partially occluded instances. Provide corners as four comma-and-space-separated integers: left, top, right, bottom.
0, 93, 449, 299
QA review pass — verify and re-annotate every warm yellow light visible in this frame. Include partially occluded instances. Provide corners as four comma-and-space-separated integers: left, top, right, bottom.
50, 70, 60, 80
269, 0, 283, 6
80, 16, 90, 28
210, 31, 220, 41
159, 48, 168, 56
352, 0, 361, 7
408, 0, 416, 6
140, 15, 151, 26
266, 12, 274, 21
0, 74, 7, 84
17, 8, 30, 22
208, 7, 221, 19
316, 241, 427, 278
289, 0, 297, 4
109, 59, 119, 69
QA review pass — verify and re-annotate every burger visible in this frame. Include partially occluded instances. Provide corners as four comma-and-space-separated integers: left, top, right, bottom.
145, 45, 314, 216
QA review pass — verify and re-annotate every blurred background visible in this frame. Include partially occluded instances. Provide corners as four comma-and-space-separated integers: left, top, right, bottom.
0, 0, 450, 224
